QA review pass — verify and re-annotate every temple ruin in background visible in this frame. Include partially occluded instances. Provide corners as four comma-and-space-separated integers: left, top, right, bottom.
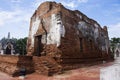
0, 32, 15, 55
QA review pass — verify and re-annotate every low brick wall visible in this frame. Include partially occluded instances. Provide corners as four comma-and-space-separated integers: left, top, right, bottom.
59, 57, 108, 71
33, 56, 62, 76
0, 55, 34, 76
0, 55, 114, 76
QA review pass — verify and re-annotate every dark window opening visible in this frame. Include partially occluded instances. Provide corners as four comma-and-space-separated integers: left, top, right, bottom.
89, 40, 93, 50
80, 38, 83, 52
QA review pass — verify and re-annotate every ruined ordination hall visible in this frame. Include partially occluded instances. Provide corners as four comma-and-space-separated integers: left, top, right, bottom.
0, 1, 113, 76
26, 1, 113, 75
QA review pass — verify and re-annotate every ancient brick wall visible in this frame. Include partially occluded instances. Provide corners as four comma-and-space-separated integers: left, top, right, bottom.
0, 55, 34, 76
33, 56, 61, 76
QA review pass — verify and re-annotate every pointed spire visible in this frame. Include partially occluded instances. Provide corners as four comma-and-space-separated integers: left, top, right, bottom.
8, 32, 10, 39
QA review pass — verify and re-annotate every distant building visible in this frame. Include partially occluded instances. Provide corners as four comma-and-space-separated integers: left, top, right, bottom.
114, 43, 120, 57
0, 43, 4, 55
0, 32, 15, 55
4, 42, 14, 55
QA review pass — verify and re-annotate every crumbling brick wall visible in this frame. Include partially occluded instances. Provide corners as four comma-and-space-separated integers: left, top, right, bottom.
27, 1, 111, 61
0, 55, 34, 76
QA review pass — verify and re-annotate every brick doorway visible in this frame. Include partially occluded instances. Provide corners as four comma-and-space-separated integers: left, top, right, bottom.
34, 35, 43, 56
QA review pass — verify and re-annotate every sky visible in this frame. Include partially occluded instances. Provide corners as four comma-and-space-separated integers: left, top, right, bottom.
0, 0, 120, 39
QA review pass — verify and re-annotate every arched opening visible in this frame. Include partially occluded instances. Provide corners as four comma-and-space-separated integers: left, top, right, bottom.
34, 35, 44, 56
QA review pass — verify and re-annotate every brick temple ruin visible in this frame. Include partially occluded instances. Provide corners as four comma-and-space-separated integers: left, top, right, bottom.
0, 1, 113, 76
26, 1, 113, 74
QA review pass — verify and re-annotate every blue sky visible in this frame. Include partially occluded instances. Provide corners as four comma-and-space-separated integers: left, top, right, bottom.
0, 0, 120, 39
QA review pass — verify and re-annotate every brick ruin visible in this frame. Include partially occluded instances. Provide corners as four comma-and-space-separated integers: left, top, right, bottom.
26, 1, 113, 75
0, 1, 113, 76
27, 1, 111, 58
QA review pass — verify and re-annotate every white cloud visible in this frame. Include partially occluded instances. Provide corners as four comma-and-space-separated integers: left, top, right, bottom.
61, 0, 88, 9
0, 9, 31, 27
0, 9, 32, 39
78, 0, 88, 3
108, 22, 120, 38
33, 0, 76, 9
61, 1, 77, 9
33, 0, 88, 10
11, 0, 22, 3
33, 0, 54, 9
0, 10, 17, 26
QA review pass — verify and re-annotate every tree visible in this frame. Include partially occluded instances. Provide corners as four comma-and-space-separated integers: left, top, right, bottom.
111, 38, 120, 43
15, 37, 27, 55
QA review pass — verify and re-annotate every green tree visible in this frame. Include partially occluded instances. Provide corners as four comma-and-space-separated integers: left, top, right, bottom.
111, 38, 120, 43
15, 37, 27, 55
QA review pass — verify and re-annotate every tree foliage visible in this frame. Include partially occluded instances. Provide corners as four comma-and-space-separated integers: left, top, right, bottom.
15, 37, 27, 55
111, 38, 120, 43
